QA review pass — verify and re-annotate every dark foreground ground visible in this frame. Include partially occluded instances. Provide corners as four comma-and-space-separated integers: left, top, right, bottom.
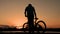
0, 28, 60, 34
0, 31, 60, 34
0, 25, 60, 34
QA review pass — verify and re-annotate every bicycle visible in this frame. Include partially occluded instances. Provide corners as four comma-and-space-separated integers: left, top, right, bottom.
23, 18, 46, 33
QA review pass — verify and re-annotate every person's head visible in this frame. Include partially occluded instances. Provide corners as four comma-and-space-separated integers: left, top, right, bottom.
28, 4, 32, 7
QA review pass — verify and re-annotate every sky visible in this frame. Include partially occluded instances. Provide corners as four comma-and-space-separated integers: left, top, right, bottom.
0, 0, 60, 28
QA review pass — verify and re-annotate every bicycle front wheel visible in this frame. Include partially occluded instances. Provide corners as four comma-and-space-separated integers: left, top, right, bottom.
36, 20, 46, 33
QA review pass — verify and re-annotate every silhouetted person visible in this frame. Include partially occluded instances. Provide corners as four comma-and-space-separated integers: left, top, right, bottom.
24, 4, 37, 33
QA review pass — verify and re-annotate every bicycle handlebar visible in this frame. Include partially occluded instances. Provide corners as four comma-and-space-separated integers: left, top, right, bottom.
34, 18, 38, 21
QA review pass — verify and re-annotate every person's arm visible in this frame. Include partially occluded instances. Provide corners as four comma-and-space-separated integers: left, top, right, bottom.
25, 8, 27, 17
33, 7, 37, 18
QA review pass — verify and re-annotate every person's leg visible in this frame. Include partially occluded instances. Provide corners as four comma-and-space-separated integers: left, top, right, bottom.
28, 21, 34, 33
28, 17, 34, 33
31, 18, 34, 33
28, 18, 32, 33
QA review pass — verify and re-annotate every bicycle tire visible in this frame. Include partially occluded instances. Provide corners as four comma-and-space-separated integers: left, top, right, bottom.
36, 20, 46, 33
23, 22, 29, 33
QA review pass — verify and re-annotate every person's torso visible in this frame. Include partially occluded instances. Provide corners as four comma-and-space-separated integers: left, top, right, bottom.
26, 6, 34, 16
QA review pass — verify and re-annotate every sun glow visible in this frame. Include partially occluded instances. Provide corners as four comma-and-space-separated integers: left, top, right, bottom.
16, 26, 22, 29
8, 17, 27, 28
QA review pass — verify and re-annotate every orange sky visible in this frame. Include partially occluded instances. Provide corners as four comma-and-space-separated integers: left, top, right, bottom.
0, 0, 60, 28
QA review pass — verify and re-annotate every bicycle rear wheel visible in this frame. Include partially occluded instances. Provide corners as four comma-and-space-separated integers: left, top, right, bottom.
23, 23, 29, 33
36, 20, 46, 33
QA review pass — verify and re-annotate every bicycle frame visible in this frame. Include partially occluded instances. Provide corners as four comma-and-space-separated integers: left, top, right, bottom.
23, 18, 46, 33
34, 18, 38, 25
